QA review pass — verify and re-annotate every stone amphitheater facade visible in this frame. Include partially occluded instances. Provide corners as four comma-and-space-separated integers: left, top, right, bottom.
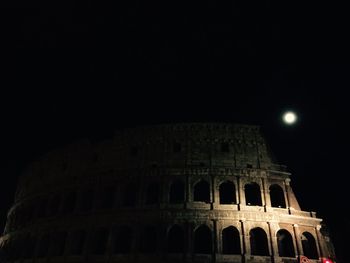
0, 123, 336, 263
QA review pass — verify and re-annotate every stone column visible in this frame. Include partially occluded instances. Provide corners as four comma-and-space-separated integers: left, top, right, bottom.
213, 176, 220, 209
234, 176, 239, 205
284, 179, 291, 209
293, 224, 303, 256
211, 174, 215, 209
240, 220, 250, 255
160, 174, 168, 209
216, 222, 222, 254
105, 227, 113, 261
238, 177, 246, 208
314, 226, 324, 259
185, 174, 191, 208
261, 178, 271, 211
186, 221, 194, 261
267, 222, 279, 258
213, 220, 218, 260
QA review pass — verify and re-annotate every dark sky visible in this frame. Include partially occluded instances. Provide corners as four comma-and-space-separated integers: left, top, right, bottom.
1, 0, 349, 261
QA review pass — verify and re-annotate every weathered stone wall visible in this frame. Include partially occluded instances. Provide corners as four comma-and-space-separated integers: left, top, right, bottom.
0, 123, 335, 263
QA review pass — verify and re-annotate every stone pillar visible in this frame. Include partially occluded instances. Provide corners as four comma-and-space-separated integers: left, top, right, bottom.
240, 220, 250, 255
211, 174, 215, 209
215, 221, 223, 254
234, 176, 239, 205
262, 178, 271, 208
160, 174, 168, 208
105, 227, 113, 260
213, 176, 220, 208
213, 220, 218, 260
238, 177, 246, 208
186, 221, 194, 261
314, 226, 324, 259
293, 224, 303, 256
315, 225, 330, 259
185, 174, 191, 208
284, 179, 291, 209
267, 222, 279, 258
159, 222, 168, 257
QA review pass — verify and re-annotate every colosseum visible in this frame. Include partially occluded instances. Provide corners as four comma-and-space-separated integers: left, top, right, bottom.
0, 123, 336, 263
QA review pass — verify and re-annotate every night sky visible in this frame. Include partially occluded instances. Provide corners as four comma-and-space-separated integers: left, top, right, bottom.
2, 0, 349, 261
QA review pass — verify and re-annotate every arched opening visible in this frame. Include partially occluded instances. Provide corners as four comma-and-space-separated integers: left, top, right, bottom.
69, 230, 86, 255
250, 227, 269, 256
193, 180, 210, 202
47, 194, 61, 217
36, 234, 50, 258
140, 226, 157, 253
145, 182, 160, 205
9, 238, 23, 261
49, 231, 67, 256
245, 183, 262, 206
23, 235, 36, 258
221, 142, 230, 152
113, 226, 133, 254
194, 225, 212, 254
62, 191, 77, 214
222, 226, 241, 254
97, 186, 115, 209
270, 184, 286, 208
301, 232, 318, 259
173, 142, 182, 153
90, 228, 109, 255
169, 180, 185, 204
79, 188, 94, 212
219, 181, 236, 204
16, 237, 26, 260
277, 229, 295, 257
123, 183, 139, 207
167, 225, 185, 253
37, 197, 48, 218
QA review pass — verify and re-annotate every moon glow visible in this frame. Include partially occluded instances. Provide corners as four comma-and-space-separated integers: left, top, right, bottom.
283, 111, 297, 125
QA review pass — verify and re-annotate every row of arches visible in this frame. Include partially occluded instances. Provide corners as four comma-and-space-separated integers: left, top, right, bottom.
7, 179, 287, 233
1, 224, 319, 260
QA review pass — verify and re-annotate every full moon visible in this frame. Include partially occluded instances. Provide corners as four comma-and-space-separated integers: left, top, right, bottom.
282, 111, 297, 125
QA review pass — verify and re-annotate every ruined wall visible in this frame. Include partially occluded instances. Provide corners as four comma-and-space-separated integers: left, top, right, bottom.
0, 123, 334, 263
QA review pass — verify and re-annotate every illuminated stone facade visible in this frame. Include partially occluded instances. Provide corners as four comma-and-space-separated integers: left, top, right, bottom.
0, 123, 336, 262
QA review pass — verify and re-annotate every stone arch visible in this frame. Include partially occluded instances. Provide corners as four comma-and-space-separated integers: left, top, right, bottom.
140, 226, 157, 253
62, 190, 77, 214
301, 232, 318, 259
277, 229, 295, 257
219, 181, 236, 204
167, 224, 185, 253
23, 234, 36, 259
78, 188, 94, 212
68, 229, 86, 255
194, 225, 212, 254
145, 182, 160, 205
37, 197, 48, 218
250, 227, 269, 256
48, 231, 67, 256
193, 179, 210, 202
113, 225, 133, 254
89, 227, 109, 255
36, 233, 50, 257
222, 226, 241, 254
169, 179, 185, 204
123, 182, 139, 207
47, 193, 61, 216
270, 184, 286, 208
245, 182, 262, 206
97, 186, 115, 209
